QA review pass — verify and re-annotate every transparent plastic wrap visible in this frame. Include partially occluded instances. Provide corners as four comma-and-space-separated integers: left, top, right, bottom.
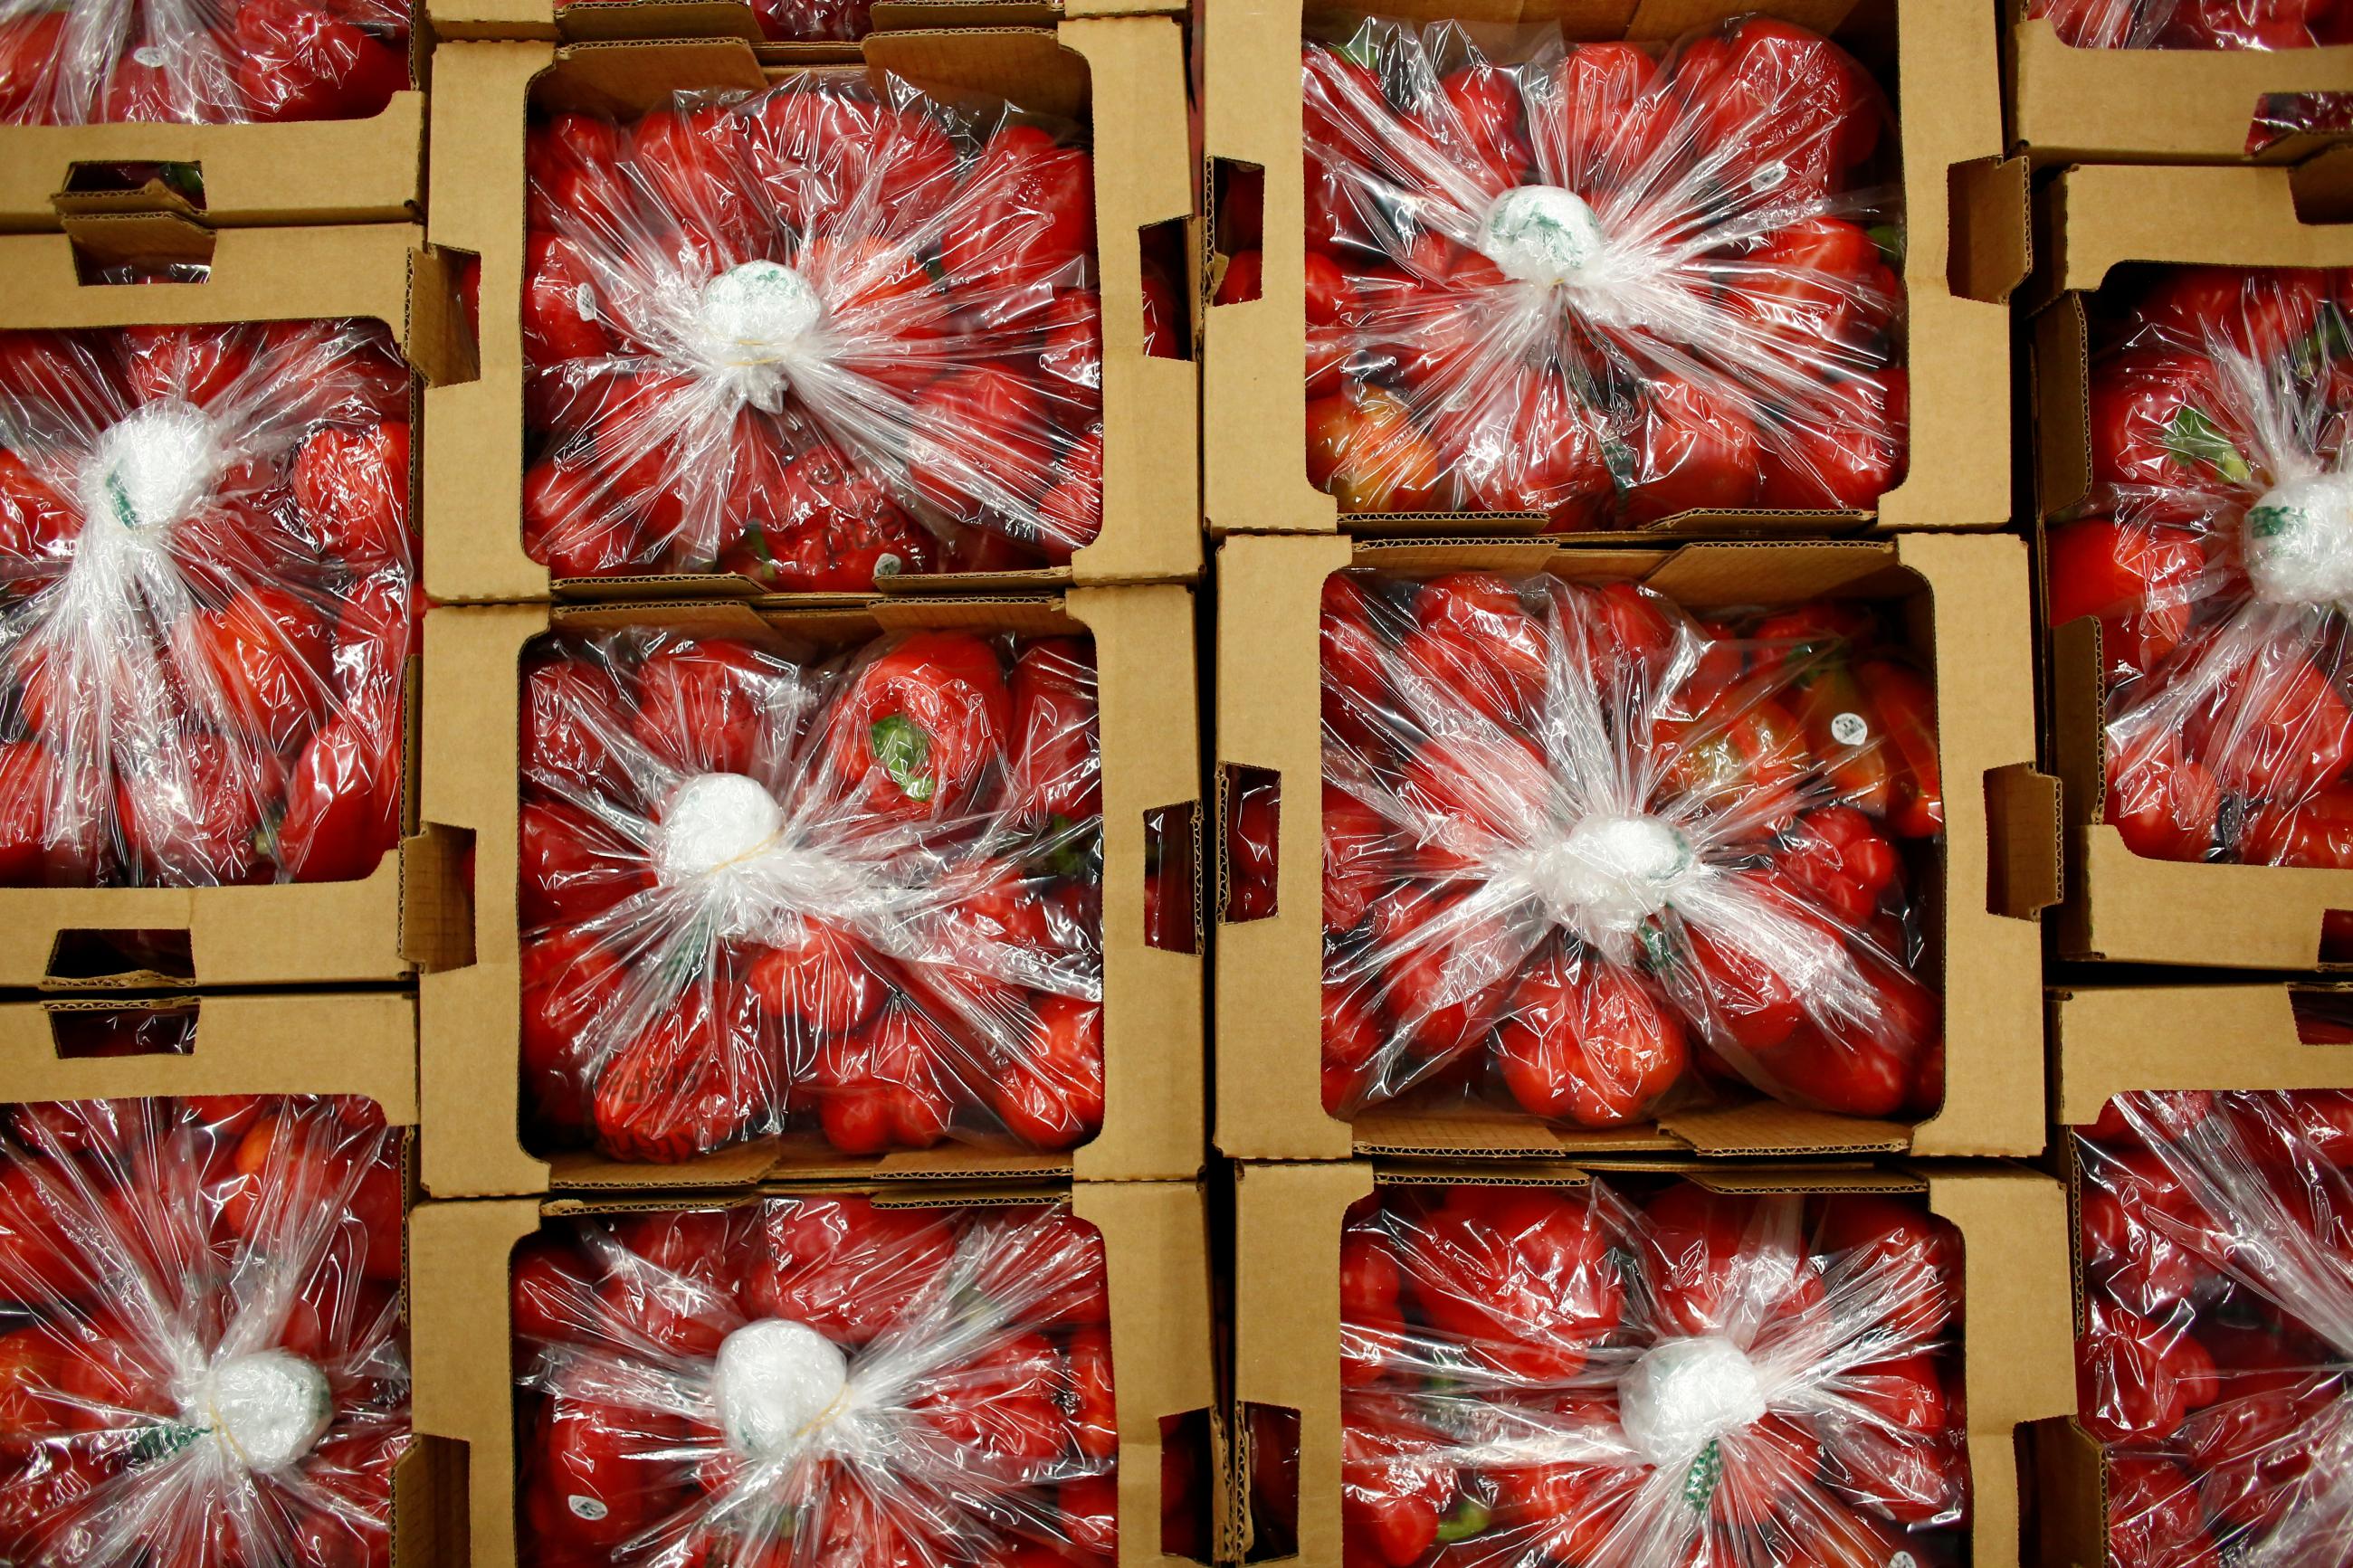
0, 319, 418, 889
519, 71, 1168, 587
2073, 1090, 2353, 1565
549, 0, 872, 40
1243, 567, 1942, 1129
519, 623, 1106, 1164
2044, 268, 2353, 874
1214, 14, 1906, 529
1256, 1178, 1967, 1566
2027, 0, 2351, 50
0, 1090, 410, 1566
0, 0, 410, 126
511, 1197, 1117, 1568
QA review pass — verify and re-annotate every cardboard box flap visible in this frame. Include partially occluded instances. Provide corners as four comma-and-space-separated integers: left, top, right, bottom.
1986, 761, 2062, 919
1638, 539, 1904, 606
2292, 144, 2353, 225
409, 1198, 540, 1568
1352, 1108, 1682, 1156
1653, 1100, 1910, 1156
866, 27, 1088, 120
1948, 154, 2031, 304
557, 1, 764, 43
533, 38, 767, 114
2052, 984, 2353, 1126
2035, 165, 2353, 309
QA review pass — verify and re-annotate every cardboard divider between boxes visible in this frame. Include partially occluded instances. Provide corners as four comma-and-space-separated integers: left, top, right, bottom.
2033, 981, 2353, 1565
1197, 0, 2029, 539
0, 989, 465, 1567
409, 1176, 1216, 1568
1228, 1158, 2075, 1568
2031, 160, 2353, 969
1211, 532, 2059, 1163
0, 218, 470, 989
407, 584, 1203, 1197
425, 0, 1184, 48
423, 22, 1198, 604
2006, 0, 2353, 167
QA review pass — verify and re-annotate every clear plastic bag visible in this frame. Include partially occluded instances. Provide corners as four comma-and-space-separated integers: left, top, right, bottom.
0, 320, 418, 889
519, 71, 1155, 587
519, 623, 1106, 1164
1215, 13, 1905, 529
0, 1091, 410, 1567
511, 1196, 1117, 1568
548, 0, 871, 41
2073, 1091, 2353, 1565
2027, 0, 2351, 51
1250, 567, 1941, 1129
2043, 267, 2353, 871
1284, 1178, 1968, 1567
0, 0, 410, 127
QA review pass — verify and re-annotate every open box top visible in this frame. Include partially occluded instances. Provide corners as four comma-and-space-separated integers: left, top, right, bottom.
1229, 1157, 2075, 1568
408, 1175, 1215, 1568
409, 585, 1204, 1198
1198, 0, 2028, 537
423, 24, 1197, 604
1213, 532, 2058, 1162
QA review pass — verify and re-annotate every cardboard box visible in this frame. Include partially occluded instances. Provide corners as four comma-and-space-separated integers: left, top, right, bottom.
409, 1177, 1215, 1568
2032, 161, 2353, 969
409, 584, 1204, 1197
0, 30, 424, 230
427, 0, 1184, 48
0, 218, 470, 989
2007, 0, 2353, 167
1212, 532, 2058, 1162
1231, 1158, 2075, 1568
0, 989, 466, 1567
1198, 0, 2028, 538
423, 24, 1198, 603
2032, 981, 2353, 1565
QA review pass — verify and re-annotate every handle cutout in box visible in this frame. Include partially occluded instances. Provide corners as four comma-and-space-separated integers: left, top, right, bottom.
46, 928, 195, 984
60, 160, 208, 216
1160, 1408, 1217, 1563
1239, 1402, 1300, 1563
63, 212, 215, 284
47, 999, 198, 1059
1220, 765, 1279, 924
1139, 217, 1195, 361
1144, 801, 1203, 955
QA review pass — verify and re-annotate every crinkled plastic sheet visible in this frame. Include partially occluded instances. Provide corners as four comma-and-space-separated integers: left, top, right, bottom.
1286, 568, 1941, 1130
1220, 13, 1907, 529
0, 0, 409, 126
0, 1091, 409, 1566
519, 71, 1142, 587
0, 320, 417, 890
1250, 1178, 1967, 1566
2029, 0, 2350, 51
512, 1197, 1116, 1568
552, 0, 870, 40
2075, 1090, 2353, 1565
519, 623, 1106, 1164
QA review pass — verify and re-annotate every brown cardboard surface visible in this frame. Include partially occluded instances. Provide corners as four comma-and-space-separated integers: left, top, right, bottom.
0, 223, 461, 988
0, 96, 424, 232
1200, 0, 2024, 537
423, 24, 1196, 604
410, 1178, 1213, 1568
2033, 166, 2353, 969
1230, 1159, 2074, 1568
429, 0, 1178, 43
2008, 6, 2353, 167
414, 585, 1203, 1198
1212, 533, 2057, 1163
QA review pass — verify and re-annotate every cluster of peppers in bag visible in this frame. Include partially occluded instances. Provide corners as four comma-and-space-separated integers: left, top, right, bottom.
1218, 13, 1907, 529
0, 319, 417, 891
518, 70, 1174, 588
1247, 1179, 1967, 1567
552, 0, 869, 40
0, 0, 410, 125
2044, 267, 2353, 876
1224, 569, 1941, 1130
2029, 0, 2351, 51
0, 1090, 409, 1567
513, 1198, 1117, 1568
2075, 1089, 2353, 1565
520, 624, 1106, 1164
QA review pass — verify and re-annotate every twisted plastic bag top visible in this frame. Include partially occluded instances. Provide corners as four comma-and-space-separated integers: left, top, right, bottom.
0, 0, 409, 126
2043, 268, 2353, 872
1229, 14, 1904, 529
2075, 1091, 2353, 1566
520, 623, 1104, 1164
0, 1091, 409, 1567
519, 71, 1145, 589
0, 320, 417, 890
1298, 568, 1941, 1130
1310, 1179, 1967, 1568
2027, 0, 2350, 49
512, 1197, 1115, 1568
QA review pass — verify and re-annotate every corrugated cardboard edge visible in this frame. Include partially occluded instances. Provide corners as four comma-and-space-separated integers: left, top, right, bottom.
1200, 0, 2020, 537
2009, 9, 2353, 167
1210, 533, 2057, 1162
424, 24, 1196, 606
411, 1179, 1213, 1568
415, 588, 1202, 1199
1230, 1159, 2072, 1568
2028, 162, 2353, 315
